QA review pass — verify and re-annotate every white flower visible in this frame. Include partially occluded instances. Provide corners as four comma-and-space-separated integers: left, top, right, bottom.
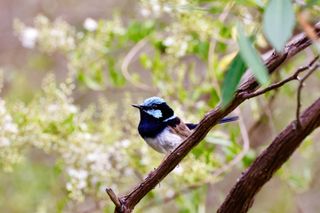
67, 168, 88, 180
4, 123, 18, 133
173, 165, 183, 174
163, 5, 172, 13
177, 41, 188, 57
77, 180, 87, 189
152, 4, 161, 13
0, 137, 10, 147
20, 27, 38, 48
140, 8, 151, 17
166, 189, 175, 197
82, 132, 92, 140
140, 156, 150, 165
120, 139, 130, 148
163, 37, 175, 46
124, 168, 133, 176
86, 151, 100, 162
50, 29, 65, 38
66, 182, 73, 191
83, 18, 98, 32
67, 105, 78, 113
47, 104, 59, 112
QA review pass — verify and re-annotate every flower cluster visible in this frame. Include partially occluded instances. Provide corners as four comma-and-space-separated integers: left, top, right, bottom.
0, 99, 20, 172
15, 15, 75, 52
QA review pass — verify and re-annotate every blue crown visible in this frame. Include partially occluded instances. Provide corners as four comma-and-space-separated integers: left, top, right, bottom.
142, 97, 165, 106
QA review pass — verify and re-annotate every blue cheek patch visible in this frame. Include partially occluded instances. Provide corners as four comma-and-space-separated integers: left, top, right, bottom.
145, 109, 162, 118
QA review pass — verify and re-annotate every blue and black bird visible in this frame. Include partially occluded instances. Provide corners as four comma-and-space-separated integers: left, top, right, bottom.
132, 97, 238, 153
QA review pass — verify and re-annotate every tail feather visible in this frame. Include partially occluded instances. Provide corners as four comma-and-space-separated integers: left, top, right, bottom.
218, 116, 239, 124
186, 123, 197, 130
186, 116, 238, 130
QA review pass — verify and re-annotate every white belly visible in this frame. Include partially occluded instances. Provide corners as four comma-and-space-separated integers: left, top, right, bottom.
144, 127, 183, 153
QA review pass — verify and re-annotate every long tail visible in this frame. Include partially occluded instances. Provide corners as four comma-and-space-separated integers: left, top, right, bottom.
186, 116, 238, 130
218, 116, 239, 124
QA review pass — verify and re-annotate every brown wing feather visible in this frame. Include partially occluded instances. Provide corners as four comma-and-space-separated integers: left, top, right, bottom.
167, 117, 192, 139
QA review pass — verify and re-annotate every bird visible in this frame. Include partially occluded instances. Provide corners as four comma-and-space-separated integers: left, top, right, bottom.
132, 96, 238, 154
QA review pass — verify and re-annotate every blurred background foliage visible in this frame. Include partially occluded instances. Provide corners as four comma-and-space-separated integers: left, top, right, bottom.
0, 0, 320, 212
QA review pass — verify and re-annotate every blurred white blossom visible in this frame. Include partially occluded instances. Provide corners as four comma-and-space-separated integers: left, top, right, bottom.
163, 37, 175, 46
19, 27, 38, 48
83, 18, 98, 31
0, 99, 21, 171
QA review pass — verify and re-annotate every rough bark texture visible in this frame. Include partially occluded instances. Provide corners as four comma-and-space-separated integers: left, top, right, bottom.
217, 98, 320, 213
110, 22, 320, 213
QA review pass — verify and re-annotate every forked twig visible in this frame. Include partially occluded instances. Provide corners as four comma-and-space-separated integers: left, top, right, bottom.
242, 55, 319, 99
106, 188, 123, 211
121, 38, 150, 90
296, 62, 320, 127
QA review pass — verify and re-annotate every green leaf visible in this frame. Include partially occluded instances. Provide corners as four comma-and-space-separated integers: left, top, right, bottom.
126, 20, 154, 42
108, 58, 126, 86
77, 71, 104, 90
193, 40, 209, 60
221, 53, 247, 108
306, 0, 320, 7
139, 53, 152, 69
263, 0, 295, 52
237, 24, 269, 85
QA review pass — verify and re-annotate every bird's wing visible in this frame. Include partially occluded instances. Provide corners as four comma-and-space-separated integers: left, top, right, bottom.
167, 117, 192, 139
166, 116, 238, 139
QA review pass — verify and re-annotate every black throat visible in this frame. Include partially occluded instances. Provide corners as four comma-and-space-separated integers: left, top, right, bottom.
137, 110, 167, 138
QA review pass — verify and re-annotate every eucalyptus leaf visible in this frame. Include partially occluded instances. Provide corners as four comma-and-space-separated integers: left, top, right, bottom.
263, 0, 295, 52
221, 53, 247, 108
237, 24, 269, 85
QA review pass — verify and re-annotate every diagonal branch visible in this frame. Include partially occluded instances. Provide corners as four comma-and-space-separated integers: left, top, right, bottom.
217, 97, 320, 213
142, 108, 250, 209
107, 22, 320, 213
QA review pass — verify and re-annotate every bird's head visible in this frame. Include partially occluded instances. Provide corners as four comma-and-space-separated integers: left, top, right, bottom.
132, 97, 175, 121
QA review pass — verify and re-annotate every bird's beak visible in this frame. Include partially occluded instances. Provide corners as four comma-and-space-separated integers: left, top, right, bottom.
132, 104, 142, 109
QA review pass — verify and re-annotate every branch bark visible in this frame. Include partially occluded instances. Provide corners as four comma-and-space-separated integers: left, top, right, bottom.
108, 22, 320, 213
217, 97, 320, 213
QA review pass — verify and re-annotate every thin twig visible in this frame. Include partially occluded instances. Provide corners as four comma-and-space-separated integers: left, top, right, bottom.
246, 87, 279, 146
296, 62, 320, 127
258, 97, 277, 136
211, 108, 250, 178
242, 55, 319, 99
106, 188, 123, 211
208, 2, 234, 94
121, 38, 150, 90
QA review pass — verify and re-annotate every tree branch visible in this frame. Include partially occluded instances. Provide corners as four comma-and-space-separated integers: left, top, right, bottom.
107, 22, 320, 213
217, 97, 320, 213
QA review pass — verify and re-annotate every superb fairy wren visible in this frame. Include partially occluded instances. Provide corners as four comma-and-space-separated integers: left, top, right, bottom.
132, 97, 238, 153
